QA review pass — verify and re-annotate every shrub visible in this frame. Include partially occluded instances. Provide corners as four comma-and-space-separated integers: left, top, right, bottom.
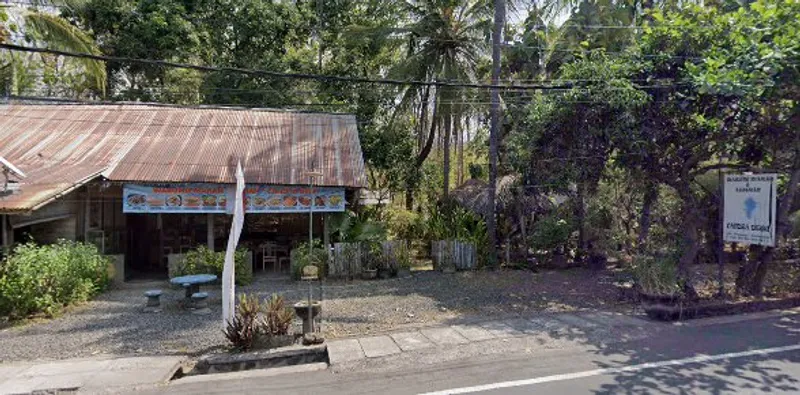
290, 240, 328, 280
328, 211, 386, 243
396, 242, 412, 269
530, 214, 573, 253
363, 241, 384, 270
177, 246, 252, 285
223, 294, 261, 351
0, 241, 111, 319
424, 203, 488, 266
790, 210, 800, 239
261, 294, 294, 337
385, 207, 421, 241
631, 252, 682, 297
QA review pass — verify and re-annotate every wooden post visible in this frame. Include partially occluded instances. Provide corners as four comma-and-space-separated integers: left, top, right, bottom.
84, 187, 91, 240
1, 214, 8, 248
207, 213, 215, 251
157, 213, 164, 271
323, 213, 330, 249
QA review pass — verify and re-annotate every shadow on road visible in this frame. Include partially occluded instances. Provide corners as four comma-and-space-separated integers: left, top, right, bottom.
584, 314, 800, 394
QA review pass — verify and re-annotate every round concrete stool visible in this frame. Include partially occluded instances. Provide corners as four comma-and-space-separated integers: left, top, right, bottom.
143, 290, 162, 313
191, 292, 210, 315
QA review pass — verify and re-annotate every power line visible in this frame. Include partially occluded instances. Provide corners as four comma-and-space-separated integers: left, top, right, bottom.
3, 89, 680, 112
0, 43, 571, 91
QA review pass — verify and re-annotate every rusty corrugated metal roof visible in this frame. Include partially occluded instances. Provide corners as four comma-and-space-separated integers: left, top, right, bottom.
0, 103, 367, 213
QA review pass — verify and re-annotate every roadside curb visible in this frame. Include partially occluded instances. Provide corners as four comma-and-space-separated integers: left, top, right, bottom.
170, 362, 328, 385
674, 307, 800, 327
190, 344, 327, 375
326, 311, 656, 366
0, 355, 185, 395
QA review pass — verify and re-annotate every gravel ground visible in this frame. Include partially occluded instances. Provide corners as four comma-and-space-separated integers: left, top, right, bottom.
0, 268, 634, 362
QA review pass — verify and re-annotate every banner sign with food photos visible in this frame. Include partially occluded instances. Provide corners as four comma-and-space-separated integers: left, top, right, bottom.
123, 183, 346, 213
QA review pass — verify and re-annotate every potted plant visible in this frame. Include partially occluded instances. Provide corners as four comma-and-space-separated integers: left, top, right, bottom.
396, 243, 412, 278
362, 262, 378, 279
362, 243, 379, 280
632, 253, 686, 321
368, 242, 392, 279
290, 240, 328, 281
441, 242, 456, 274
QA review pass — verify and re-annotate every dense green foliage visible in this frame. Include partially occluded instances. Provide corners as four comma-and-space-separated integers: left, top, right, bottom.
2, 0, 797, 297
176, 246, 252, 285
529, 213, 573, 253
0, 241, 111, 319
328, 211, 387, 243
290, 240, 329, 280
631, 251, 682, 297
0, 6, 105, 96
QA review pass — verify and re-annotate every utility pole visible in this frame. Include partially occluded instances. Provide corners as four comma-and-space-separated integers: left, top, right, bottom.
488, 0, 505, 267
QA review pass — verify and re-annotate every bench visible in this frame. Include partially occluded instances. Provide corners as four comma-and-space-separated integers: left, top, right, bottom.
191, 292, 210, 315
143, 290, 162, 313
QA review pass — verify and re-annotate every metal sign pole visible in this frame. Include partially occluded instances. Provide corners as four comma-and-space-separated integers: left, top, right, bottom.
308, 174, 314, 333
718, 170, 726, 297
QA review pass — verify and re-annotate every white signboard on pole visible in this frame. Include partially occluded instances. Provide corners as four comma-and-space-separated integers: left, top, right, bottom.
723, 174, 777, 246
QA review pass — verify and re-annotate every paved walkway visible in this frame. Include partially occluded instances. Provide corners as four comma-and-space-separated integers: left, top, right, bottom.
0, 355, 184, 395
326, 311, 653, 365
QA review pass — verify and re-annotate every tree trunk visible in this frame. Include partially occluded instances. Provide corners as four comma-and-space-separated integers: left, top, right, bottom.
736, 245, 770, 296
418, 87, 430, 148
736, 155, 800, 296
456, 118, 464, 185
637, 182, 658, 251
443, 112, 451, 197
487, 0, 505, 268
676, 186, 701, 299
517, 195, 529, 268
575, 184, 587, 262
405, 88, 432, 211
415, 94, 439, 167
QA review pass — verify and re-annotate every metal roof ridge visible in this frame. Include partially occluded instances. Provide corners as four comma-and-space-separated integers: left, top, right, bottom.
0, 98, 357, 117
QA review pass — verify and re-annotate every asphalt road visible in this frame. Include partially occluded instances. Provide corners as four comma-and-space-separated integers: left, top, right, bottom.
138, 313, 800, 395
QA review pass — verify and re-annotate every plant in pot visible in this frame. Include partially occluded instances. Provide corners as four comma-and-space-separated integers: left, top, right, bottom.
367, 242, 391, 279
290, 240, 328, 281
396, 243, 412, 278
339, 242, 360, 280
441, 242, 457, 274
631, 252, 685, 321
362, 261, 378, 279
376, 247, 393, 279
361, 243, 380, 280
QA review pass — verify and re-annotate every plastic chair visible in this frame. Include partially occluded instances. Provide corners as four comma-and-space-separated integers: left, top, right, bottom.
261, 243, 277, 272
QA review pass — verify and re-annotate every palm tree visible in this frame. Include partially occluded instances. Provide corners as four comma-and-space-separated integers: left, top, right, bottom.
380, 0, 491, 201
0, 3, 105, 96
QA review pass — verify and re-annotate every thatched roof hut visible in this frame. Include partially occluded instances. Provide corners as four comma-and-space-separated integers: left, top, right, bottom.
450, 175, 555, 220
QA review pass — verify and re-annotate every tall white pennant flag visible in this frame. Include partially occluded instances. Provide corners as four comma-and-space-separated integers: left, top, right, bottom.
222, 161, 246, 329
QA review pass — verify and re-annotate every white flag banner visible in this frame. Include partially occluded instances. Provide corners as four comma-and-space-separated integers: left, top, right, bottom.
222, 161, 246, 328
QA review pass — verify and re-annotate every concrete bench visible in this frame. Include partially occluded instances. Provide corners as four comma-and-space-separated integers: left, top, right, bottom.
191, 292, 210, 315
143, 290, 162, 313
